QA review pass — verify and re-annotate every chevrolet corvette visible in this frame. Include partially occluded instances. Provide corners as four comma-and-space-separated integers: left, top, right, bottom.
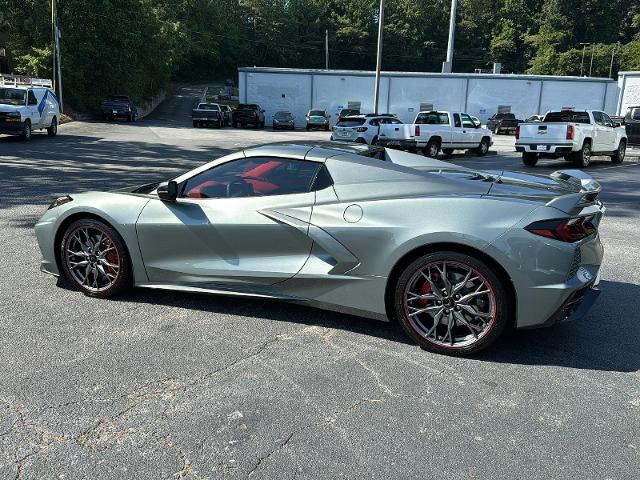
35, 142, 604, 355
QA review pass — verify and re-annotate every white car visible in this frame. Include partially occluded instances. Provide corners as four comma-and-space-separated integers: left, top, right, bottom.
0, 76, 60, 141
515, 109, 627, 167
377, 111, 493, 158
331, 114, 402, 145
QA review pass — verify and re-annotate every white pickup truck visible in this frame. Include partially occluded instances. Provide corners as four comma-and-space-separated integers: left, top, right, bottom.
377, 111, 493, 158
0, 75, 60, 141
515, 109, 627, 167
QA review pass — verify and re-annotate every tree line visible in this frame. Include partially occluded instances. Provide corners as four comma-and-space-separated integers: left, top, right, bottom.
1, 0, 639, 112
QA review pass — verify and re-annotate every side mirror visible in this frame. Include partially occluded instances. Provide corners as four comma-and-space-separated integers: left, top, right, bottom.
613, 121, 622, 128
157, 180, 178, 202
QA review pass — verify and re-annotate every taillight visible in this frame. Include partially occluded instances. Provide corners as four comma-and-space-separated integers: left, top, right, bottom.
525, 216, 596, 242
251, 112, 257, 118
356, 127, 368, 132
515, 125, 520, 140
415, 125, 420, 136
566, 124, 574, 140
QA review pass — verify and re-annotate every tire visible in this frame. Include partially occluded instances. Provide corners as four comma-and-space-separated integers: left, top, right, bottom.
21, 120, 31, 141
260, 120, 265, 128
272, 123, 277, 130
193, 121, 198, 128
393, 251, 509, 356
306, 126, 310, 131
573, 141, 591, 168
611, 140, 626, 164
60, 219, 132, 298
371, 136, 378, 146
127, 114, 133, 122
475, 137, 490, 156
442, 148, 454, 156
325, 125, 330, 131
47, 116, 58, 137
424, 139, 440, 158
219, 119, 224, 128
522, 152, 538, 166
493, 126, 500, 135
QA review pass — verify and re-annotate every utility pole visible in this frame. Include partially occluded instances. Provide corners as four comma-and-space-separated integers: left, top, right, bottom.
609, 46, 616, 78
51, 0, 56, 92
373, 0, 385, 114
53, 0, 63, 111
443, 0, 458, 73
580, 43, 589, 76
325, 29, 329, 70
589, 44, 594, 77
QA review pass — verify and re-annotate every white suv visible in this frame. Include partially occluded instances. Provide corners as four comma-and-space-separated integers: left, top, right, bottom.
331, 114, 402, 145
0, 76, 60, 141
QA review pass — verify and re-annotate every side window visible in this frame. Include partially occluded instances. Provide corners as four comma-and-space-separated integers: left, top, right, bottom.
592, 111, 604, 126
438, 113, 450, 125
28, 90, 38, 106
453, 114, 461, 128
461, 114, 476, 128
310, 165, 333, 191
181, 157, 322, 199
369, 119, 379, 127
601, 112, 613, 127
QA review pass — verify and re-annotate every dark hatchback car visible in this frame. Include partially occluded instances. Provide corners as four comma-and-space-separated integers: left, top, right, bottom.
337, 108, 360, 124
101, 95, 137, 122
272, 111, 295, 130
232, 104, 265, 128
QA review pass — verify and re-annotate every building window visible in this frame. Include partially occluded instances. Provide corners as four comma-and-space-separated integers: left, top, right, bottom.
420, 102, 434, 112
497, 105, 511, 114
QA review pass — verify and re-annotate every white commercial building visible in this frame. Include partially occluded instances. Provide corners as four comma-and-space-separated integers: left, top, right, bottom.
238, 67, 621, 127
616, 71, 640, 115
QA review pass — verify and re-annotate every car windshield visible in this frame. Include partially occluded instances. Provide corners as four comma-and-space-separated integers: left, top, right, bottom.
496, 113, 515, 119
543, 111, 591, 124
275, 112, 293, 119
0, 88, 26, 106
309, 110, 325, 116
340, 109, 359, 116
198, 104, 220, 110
337, 118, 366, 127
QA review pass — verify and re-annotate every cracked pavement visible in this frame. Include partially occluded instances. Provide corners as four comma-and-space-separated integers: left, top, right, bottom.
1, 85, 639, 479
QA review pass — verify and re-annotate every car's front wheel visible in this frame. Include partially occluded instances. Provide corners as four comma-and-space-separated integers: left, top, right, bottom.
60, 219, 132, 298
393, 252, 509, 356
612, 140, 626, 164
47, 116, 58, 137
22, 120, 32, 141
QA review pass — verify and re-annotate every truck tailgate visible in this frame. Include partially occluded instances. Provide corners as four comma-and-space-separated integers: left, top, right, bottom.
378, 123, 413, 141
518, 122, 570, 143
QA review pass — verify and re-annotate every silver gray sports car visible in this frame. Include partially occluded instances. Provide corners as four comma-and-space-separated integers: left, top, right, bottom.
35, 142, 604, 355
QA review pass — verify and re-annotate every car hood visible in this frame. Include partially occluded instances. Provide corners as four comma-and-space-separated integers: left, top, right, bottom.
0, 104, 22, 113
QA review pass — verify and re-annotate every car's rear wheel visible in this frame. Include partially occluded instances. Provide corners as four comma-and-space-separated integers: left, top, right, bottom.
573, 141, 591, 168
424, 139, 440, 158
522, 152, 538, 166
193, 121, 198, 128
60, 219, 132, 298
47, 116, 58, 137
393, 252, 509, 356
612, 140, 626, 164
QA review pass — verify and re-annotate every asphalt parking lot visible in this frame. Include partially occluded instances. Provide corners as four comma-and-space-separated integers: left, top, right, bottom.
1, 85, 639, 479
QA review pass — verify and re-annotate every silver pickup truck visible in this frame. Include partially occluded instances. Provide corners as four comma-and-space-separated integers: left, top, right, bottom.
515, 110, 627, 167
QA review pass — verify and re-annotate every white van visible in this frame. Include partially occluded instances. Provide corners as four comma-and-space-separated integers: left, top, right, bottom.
0, 75, 60, 141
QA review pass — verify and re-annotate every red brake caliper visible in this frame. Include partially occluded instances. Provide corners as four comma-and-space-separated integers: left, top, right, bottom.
105, 242, 118, 276
418, 281, 432, 306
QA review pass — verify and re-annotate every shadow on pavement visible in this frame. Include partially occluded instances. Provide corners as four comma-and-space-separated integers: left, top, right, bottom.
54, 276, 639, 373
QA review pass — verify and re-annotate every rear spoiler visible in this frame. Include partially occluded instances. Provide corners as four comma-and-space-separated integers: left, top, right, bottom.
547, 170, 602, 213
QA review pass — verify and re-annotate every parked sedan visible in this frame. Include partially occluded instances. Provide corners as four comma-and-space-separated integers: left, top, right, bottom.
272, 111, 295, 130
35, 142, 604, 356
305, 109, 330, 131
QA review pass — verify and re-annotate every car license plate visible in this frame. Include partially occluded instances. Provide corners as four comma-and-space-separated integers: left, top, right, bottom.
536, 145, 547, 151
339, 130, 350, 137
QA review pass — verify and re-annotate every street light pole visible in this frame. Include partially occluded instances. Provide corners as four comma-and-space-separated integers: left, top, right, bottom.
52, 0, 63, 111
580, 43, 589, 77
444, 0, 458, 72
51, 0, 56, 92
589, 44, 595, 77
373, 0, 385, 114
609, 46, 616, 78
325, 29, 329, 70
